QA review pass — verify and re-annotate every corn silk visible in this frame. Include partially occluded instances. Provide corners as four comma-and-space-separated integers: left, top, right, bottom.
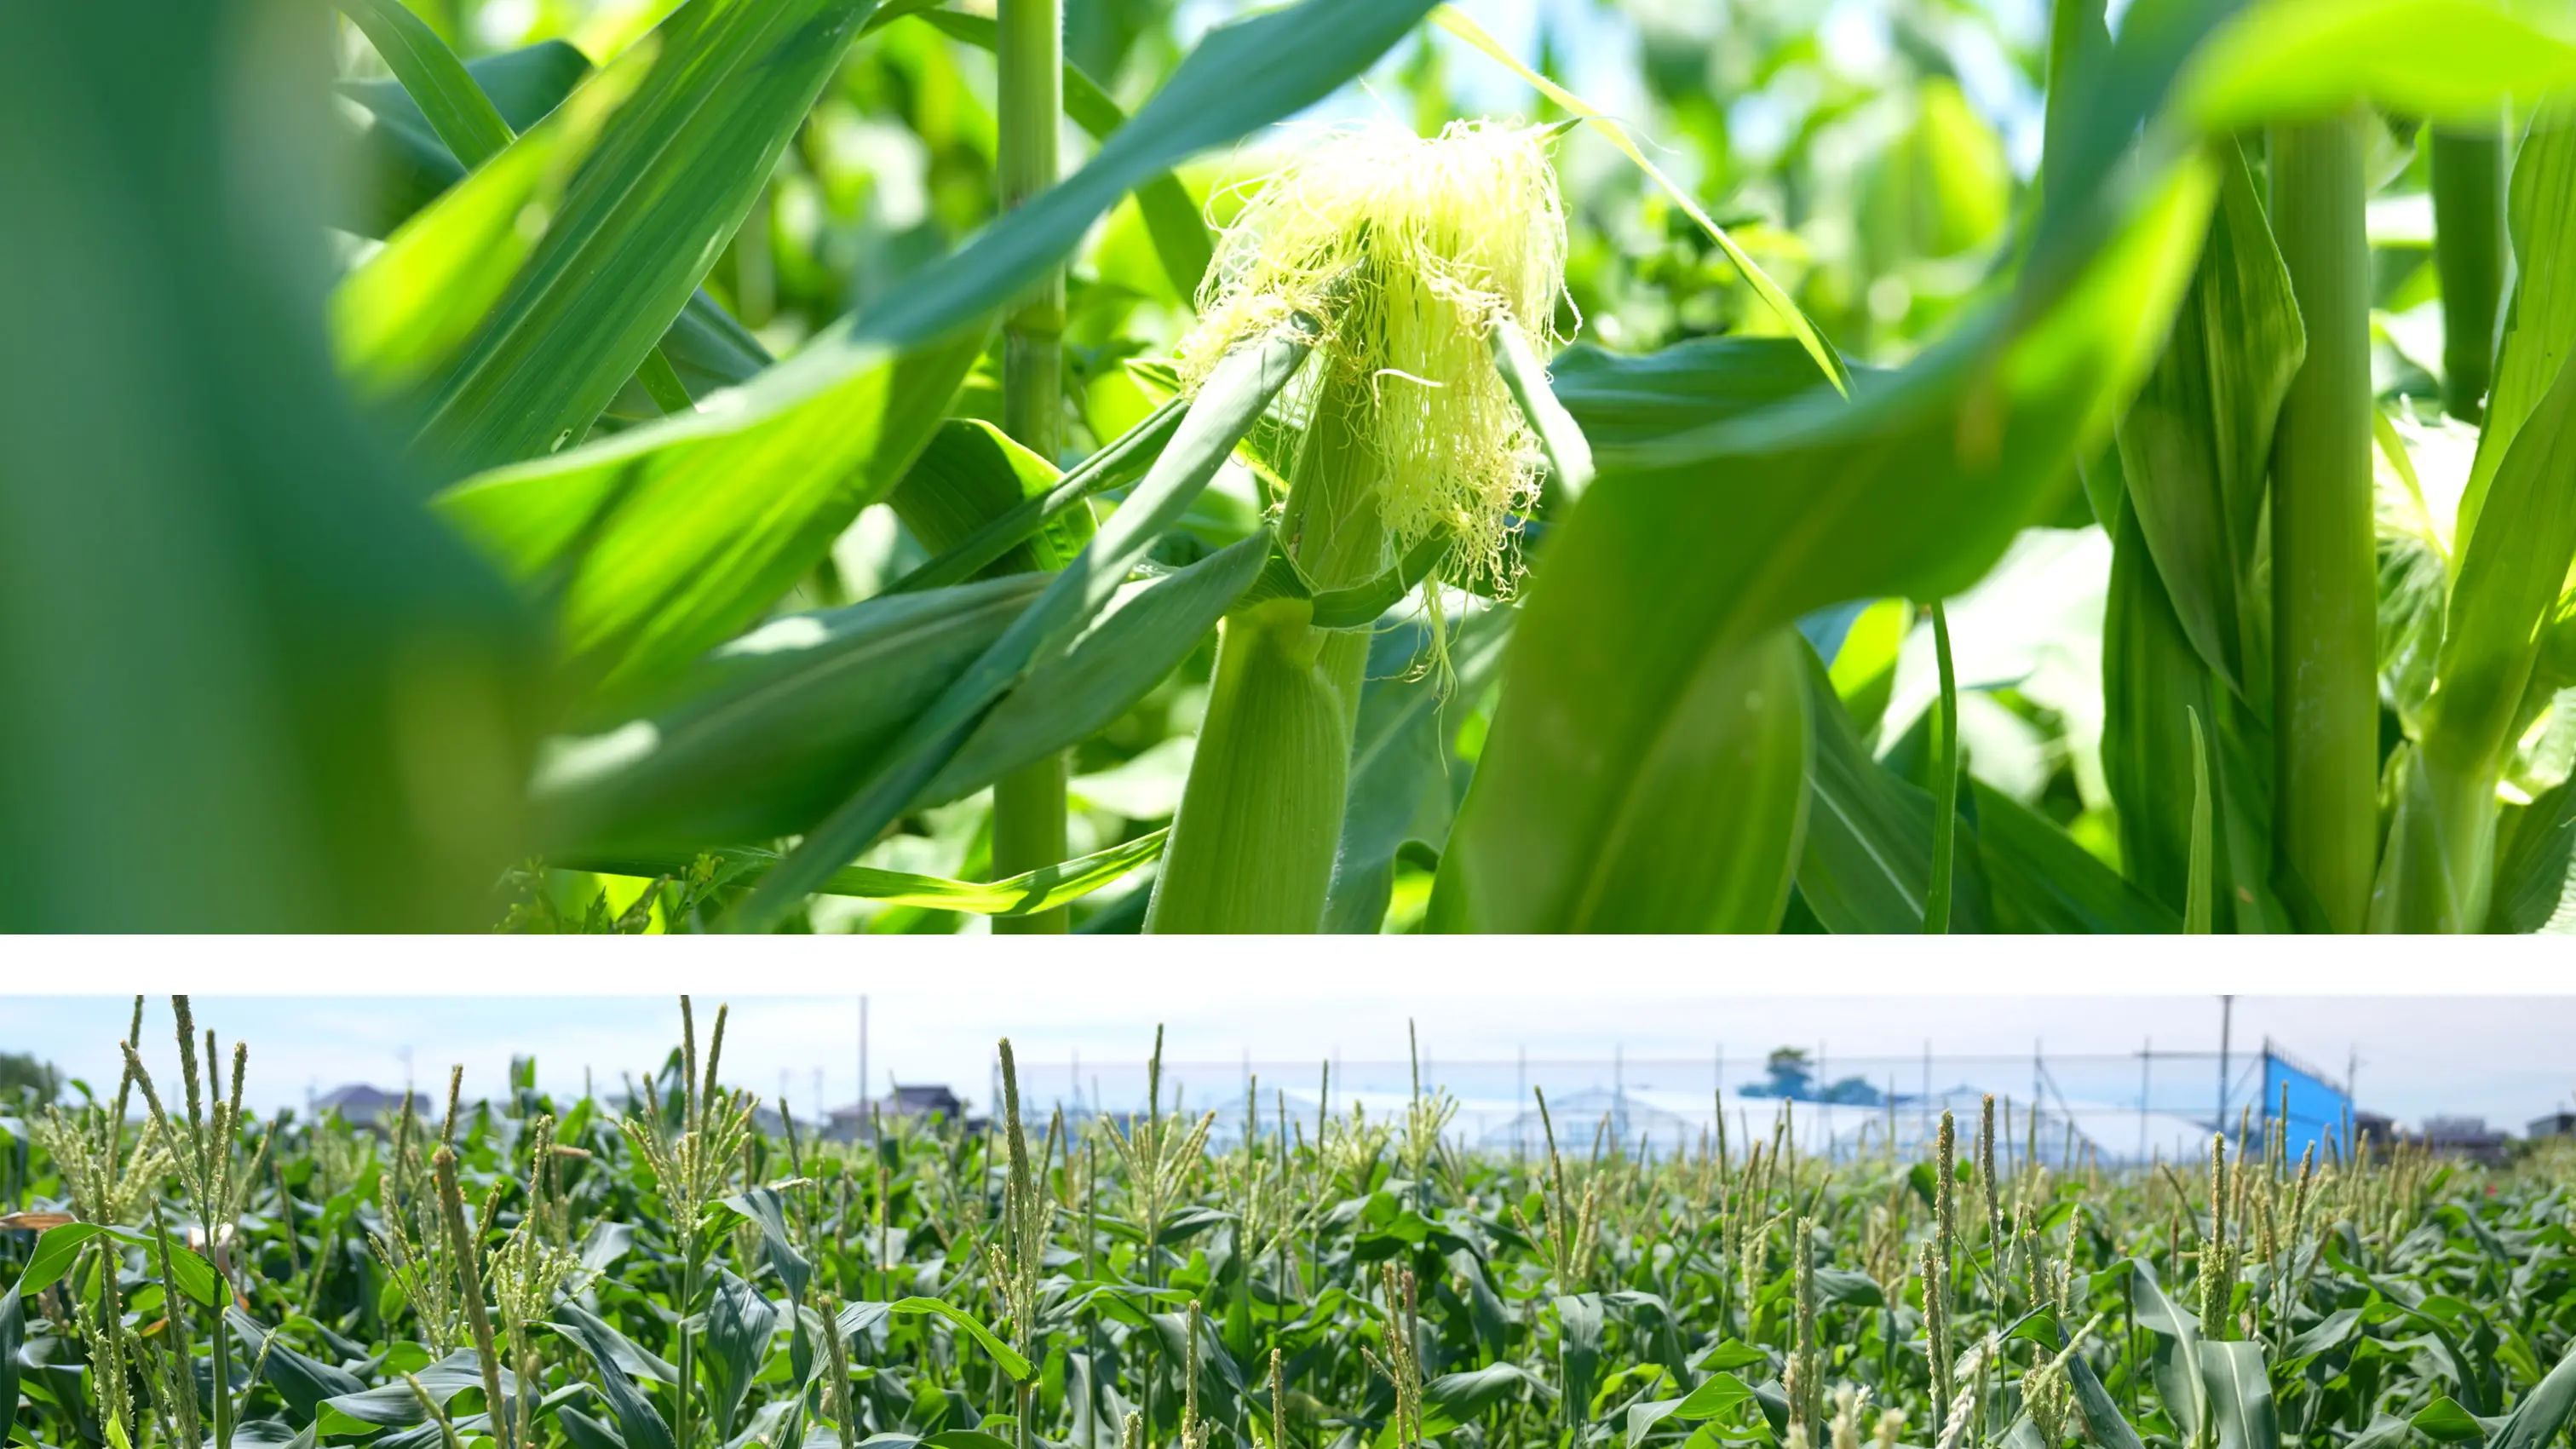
1174, 120, 1572, 602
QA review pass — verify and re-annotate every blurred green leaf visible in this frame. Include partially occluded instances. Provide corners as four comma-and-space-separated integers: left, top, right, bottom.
2489, 1340, 2576, 1449
2460, 106, 2576, 548
2488, 767, 2576, 932
2385, 320, 2576, 928
1, 0, 542, 930
2179, 0, 2576, 135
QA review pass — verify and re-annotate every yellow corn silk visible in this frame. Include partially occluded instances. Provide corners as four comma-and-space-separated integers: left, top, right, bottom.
1175, 119, 1571, 595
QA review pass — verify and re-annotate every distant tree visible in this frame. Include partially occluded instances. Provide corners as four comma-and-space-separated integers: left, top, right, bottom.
0, 1050, 63, 1104
1740, 1049, 1883, 1105
1743, 1048, 1816, 1100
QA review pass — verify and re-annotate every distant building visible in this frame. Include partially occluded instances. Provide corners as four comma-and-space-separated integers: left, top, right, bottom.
823, 1084, 976, 1141
311, 1084, 418, 1128
2418, 1116, 2510, 1166
2528, 1111, 2576, 1141
2352, 1111, 2398, 1153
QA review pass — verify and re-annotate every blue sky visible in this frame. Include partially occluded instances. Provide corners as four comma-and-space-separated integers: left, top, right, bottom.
5, 992, 2569, 1139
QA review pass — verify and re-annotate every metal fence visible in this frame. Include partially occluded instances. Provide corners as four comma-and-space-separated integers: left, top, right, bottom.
1003, 1038, 2354, 1170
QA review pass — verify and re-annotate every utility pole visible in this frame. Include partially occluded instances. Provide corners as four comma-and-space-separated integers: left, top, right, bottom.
2217, 995, 2234, 1130
2139, 1038, 2152, 1165
1613, 1044, 1627, 1146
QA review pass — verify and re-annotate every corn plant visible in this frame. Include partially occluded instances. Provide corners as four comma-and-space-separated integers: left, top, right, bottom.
6, 1005, 2576, 1449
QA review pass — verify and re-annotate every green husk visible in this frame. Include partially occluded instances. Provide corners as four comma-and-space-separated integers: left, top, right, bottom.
1144, 121, 1573, 932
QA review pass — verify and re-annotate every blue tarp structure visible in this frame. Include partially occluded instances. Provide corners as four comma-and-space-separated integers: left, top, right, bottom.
2262, 1047, 2351, 1164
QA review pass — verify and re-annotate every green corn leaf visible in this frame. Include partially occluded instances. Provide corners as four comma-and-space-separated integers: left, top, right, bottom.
2103, 503, 2226, 911
227, 1308, 368, 1421
1429, 151, 2220, 932
1971, 781, 2182, 934
2383, 343, 2576, 929
891, 420, 1097, 578
548, 1306, 676, 1449
1544, 337, 1855, 454
923, 532, 1274, 806
2489, 1338, 2576, 1449
1925, 602, 1960, 935
725, 323, 1320, 929
2177, 0, 2576, 136
0, 1284, 18, 1449
333, 41, 594, 237
700, 1273, 777, 1439
1429, 624, 1814, 933
320, 1350, 517, 1429
2460, 106, 2576, 549
2413, 1399, 2487, 1444
1492, 319, 1595, 503
336, 0, 515, 166
534, 574, 1047, 859
2103, 501, 2285, 930
906, 9, 1212, 300
2488, 766, 2576, 932
887, 1299, 1032, 1383
411, 0, 888, 476
1302, 535, 1453, 630
2186, 704, 2214, 933
440, 329, 988, 702
887, 400, 1188, 595
327, 37, 769, 419
2111, 139, 2303, 694
333, 40, 655, 400
2130, 1257, 2208, 1441
536, 522, 1266, 861
1420, 1366, 1547, 1439
2067, 1355, 2148, 1449
1793, 646, 1992, 934
1322, 606, 1516, 934
2199, 1341, 2281, 1449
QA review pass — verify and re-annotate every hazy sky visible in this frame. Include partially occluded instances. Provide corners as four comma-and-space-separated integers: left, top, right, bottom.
6, 991, 2568, 1138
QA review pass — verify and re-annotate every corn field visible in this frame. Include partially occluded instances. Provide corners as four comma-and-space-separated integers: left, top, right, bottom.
14, 0, 2576, 932
3, 998, 2573, 1449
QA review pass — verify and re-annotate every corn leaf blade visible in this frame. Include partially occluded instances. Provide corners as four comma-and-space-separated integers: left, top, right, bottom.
411, 0, 886, 475
1430, 155, 2219, 932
